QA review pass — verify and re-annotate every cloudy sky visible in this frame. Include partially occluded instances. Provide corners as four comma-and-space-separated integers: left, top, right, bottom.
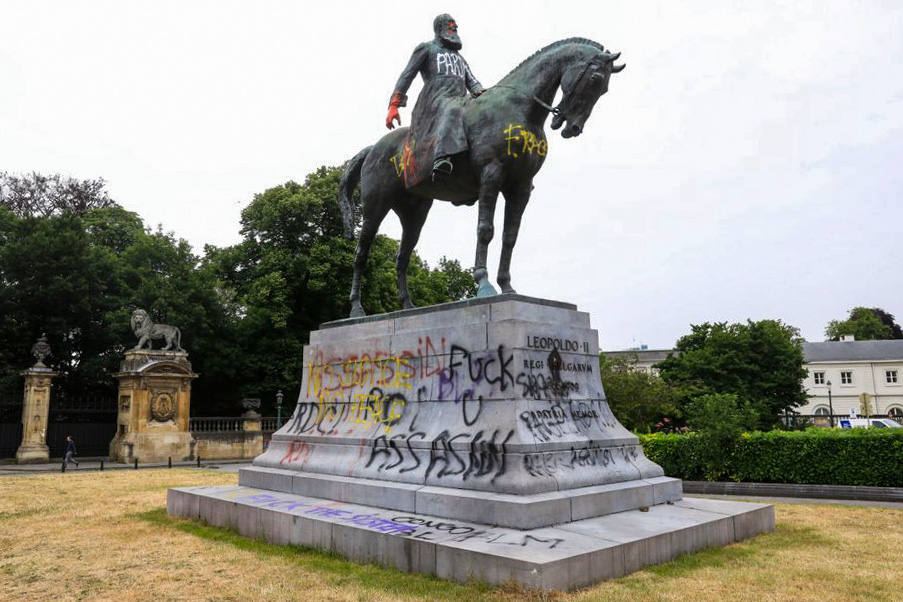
2, 1, 901, 350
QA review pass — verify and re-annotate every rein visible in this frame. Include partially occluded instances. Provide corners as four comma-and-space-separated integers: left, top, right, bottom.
492, 58, 596, 121
491, 84, 564, 118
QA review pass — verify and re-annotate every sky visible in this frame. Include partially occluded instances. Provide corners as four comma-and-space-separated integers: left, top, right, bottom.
2, 1, 902, 351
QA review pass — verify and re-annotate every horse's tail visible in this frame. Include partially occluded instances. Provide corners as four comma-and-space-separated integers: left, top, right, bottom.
337, 146, 373, 240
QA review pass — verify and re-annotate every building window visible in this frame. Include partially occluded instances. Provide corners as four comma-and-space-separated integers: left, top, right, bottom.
889, 407, 903, 423
887, 370, 899, 384
813, 371, 825, 385
841, 371, 853, 385
814, 406, 831, 416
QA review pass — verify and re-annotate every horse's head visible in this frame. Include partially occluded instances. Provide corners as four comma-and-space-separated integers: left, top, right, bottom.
551, 50, 625, 138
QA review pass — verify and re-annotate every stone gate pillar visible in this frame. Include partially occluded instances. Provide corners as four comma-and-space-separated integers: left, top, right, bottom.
109, 350, 198, 463
16, 335, 57, 464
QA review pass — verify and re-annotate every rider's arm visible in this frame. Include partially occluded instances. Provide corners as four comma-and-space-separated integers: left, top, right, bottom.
462, 57, 485, 97
387, 43, 429, 129
391, 42, 429, 104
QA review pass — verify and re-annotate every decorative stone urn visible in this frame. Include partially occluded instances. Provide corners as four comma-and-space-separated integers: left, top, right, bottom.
16, 335, 58, 464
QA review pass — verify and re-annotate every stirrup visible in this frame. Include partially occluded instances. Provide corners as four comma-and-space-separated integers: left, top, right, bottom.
431, 157, 453, 181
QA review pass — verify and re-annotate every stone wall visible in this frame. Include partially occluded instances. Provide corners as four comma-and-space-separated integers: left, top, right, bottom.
194, 431, 264, 460
191, 416, 267, 460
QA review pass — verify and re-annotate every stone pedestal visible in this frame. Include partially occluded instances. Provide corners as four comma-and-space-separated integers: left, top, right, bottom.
248, 296, 669, 514
170, 296, 774, 589
110, 350, 197, 463
16, 367, 58, 464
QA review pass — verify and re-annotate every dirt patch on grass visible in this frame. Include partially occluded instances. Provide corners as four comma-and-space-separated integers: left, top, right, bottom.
1, 471, 900, 601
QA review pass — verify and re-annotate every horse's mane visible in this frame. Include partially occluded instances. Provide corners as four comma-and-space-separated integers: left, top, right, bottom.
500, 37, 605, 82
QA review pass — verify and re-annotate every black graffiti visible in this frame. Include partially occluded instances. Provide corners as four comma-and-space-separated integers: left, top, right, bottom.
516, 372, 579, 401
570, 402, 600, 428
463, 429, 514, 481
285, 387, 408, 436
523, 444, 641, 478
519, 400, 614, 442
444, 529, 564, 549
391, 520, 564, 549
448, 344, 516, 391
519, 404, 568, 442
424, 430, 470, 479
365, 428, 513, 484
489, 534, 564, 549
390, 516, 475, 535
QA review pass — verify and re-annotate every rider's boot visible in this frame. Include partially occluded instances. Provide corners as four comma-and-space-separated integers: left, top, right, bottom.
431, 156, 454, 182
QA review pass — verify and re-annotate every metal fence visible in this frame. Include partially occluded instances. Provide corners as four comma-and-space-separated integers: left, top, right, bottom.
189, 417, 244, 432
2, 408, 282, 459
0, 422, 23, 458
48, 394, 118, 456
189, 417, 281, 433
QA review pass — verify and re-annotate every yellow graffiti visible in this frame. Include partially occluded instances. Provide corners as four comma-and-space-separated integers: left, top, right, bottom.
352, 393, 406, 433
307, 354, 416, 402
390, 139, 416, 178
504, 124, 547, 158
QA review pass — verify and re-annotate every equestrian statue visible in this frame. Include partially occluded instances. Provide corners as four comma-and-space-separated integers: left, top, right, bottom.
338, 14, 625, 318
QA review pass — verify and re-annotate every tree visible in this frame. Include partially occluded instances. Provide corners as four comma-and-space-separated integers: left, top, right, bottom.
203, 165, 476, 414
0, 172, 117, 217
825, 307, 902, 341
0, 205, 232, 408
599, 353, 678, 432
0, 210, 120, 393
656, 320, 808, 430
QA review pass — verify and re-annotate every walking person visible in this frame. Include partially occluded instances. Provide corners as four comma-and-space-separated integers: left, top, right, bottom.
64, 435, 79, 467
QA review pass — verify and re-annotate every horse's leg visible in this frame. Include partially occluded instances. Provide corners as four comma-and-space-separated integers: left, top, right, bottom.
349, 197, 391, 318
473, 167, 503, 297
497, 180, 532, 294
395, 196, 433, 309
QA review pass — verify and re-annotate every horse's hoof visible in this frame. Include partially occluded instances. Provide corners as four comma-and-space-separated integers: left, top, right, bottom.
477, 281, 499, 298
500, 286, 517, 295
349, 307, 367, 318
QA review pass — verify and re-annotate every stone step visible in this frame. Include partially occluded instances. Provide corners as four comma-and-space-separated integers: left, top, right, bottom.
240, 466, 682, 529
167, 484, 775, 591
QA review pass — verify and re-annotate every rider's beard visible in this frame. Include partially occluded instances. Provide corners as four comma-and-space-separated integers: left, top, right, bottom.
438, 34, 462, 51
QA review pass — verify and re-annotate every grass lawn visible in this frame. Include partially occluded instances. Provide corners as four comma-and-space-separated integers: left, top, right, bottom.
1, 470, 901, 601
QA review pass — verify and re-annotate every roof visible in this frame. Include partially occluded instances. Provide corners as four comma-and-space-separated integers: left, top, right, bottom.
803, 340, 903, 363
602, 349, 674, 363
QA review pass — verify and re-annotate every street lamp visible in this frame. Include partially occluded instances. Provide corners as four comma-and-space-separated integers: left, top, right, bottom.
276, 390, 284, 428
827, 380, 835, 428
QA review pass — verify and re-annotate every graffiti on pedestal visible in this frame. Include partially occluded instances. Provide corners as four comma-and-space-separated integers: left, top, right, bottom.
277, 329, 625, 483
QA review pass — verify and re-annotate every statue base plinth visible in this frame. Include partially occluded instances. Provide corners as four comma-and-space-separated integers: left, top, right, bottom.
169, 294, 774, 589
16, 367, 57, 464
16, 442, 50, 464
111, 349, 197, 463
109, 431, 195, 464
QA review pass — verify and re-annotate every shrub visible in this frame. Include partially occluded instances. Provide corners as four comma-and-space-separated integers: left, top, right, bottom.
639, 429, 903, 486
683, 393, 757, 480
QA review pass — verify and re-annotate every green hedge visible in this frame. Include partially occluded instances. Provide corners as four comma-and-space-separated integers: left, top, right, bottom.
639, 429, 903, 487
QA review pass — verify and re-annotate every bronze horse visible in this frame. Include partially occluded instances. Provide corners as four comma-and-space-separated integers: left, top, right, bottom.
338, 38, 624, 318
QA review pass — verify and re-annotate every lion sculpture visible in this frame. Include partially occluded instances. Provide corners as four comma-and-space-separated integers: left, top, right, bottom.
131, 309, 184, 352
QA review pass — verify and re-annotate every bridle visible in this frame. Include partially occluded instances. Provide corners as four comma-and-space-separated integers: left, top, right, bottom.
494, 58, 608, 123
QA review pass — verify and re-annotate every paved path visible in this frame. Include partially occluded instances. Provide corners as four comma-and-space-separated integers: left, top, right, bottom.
0, 459, 252, 475
3, 464, 902, 510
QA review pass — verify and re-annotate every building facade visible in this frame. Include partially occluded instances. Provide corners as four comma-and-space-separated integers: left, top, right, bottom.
799, 339, 903, 419
603, 339, 903, 419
